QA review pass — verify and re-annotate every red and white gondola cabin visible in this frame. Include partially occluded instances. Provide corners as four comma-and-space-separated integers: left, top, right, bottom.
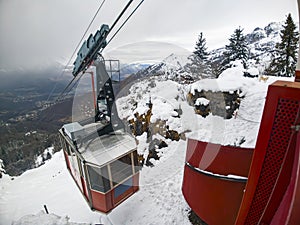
59, 121, 139, 213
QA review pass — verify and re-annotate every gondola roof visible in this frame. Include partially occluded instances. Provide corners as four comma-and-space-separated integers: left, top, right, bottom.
61, 122, 136, 166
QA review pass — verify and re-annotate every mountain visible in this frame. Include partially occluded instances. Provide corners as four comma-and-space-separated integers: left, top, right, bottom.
125, 53, 193, 85
125, 21, 283, 86
210, 22, 282, 73
120, 63, 151, 80
246, 22, 281, 44
141, 53, 190, 76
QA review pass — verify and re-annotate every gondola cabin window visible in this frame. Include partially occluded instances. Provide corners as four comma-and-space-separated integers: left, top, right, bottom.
87, 165, 110, 193
111, 154, 133, 186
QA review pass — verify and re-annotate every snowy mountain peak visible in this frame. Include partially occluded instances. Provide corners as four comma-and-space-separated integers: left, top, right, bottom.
134, 53, 191, 81
264, 21, 282, 37
161, 53, 190, 69
246, 27, 267, 44
246, 22, 282, 44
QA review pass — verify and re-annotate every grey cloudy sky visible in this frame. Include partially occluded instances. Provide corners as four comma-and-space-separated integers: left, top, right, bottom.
0, 0, 298, 71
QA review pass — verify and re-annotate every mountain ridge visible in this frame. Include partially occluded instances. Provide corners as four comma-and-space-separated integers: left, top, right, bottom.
127, 21, 285, 84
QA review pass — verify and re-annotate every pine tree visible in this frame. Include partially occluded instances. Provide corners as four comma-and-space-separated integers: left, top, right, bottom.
222, 27, 249, 69
193, 33, 209, 60
186, 32, 213, 79
265, 13, 299, 77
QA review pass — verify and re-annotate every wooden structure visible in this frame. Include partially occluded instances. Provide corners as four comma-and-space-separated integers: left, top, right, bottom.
59, 122, 139, 213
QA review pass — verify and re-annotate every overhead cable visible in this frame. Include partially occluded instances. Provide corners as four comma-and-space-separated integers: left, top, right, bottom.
49, 0, 106, 102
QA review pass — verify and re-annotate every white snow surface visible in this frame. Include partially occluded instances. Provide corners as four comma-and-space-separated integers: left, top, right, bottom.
0, 62, 294, 225
35, 146, 54, 167
195, 98, 210, 106
0, 144, 190, 225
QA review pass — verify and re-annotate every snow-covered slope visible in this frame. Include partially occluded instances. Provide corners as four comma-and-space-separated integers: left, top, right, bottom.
0, 140, 190, 225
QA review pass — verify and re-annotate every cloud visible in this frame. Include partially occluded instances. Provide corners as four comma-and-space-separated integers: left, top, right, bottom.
0, 0, 298, 71
104, 41, 191, 64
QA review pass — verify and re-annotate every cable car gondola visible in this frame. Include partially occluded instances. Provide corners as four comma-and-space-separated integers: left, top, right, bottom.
59, 58, 140, 213
59, 120, 139, 213
59, 22, 140, 212
58, 1, 146, 213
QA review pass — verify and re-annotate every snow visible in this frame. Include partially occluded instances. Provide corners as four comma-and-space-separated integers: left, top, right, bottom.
117, 79, 183, 134
246, 67, 259, 76
0, 159, 5, 175
12, 211, 89, 225
195, 97, 210, 106
190, 61, 252, 93
25, 131, 37, 137
35, 146, 54, 167
186, 162, 247, 181
0, 152, 101, 225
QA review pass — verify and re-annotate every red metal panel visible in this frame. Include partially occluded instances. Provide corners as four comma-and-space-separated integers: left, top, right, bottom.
182, 137, 253, 224
63, 150, 71, 171
80, 177, 89, 200
182, 164, 246, 225
295, 70, 300, 82
105, 190, 113, 212
186, 139, 253, 177
287, 131, 300, 225
90, 190, 112, 213
261, 129, 297, 223
235, 81, 300, 225
270, 131, 300, 225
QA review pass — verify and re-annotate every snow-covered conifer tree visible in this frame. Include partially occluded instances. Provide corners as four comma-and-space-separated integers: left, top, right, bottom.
222, 27, 249, 70
265, 13, 299, 77
186, 32, 213, 79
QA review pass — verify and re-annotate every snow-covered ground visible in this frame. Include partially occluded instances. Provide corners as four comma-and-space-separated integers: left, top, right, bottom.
0, 141, 190, 225
0, 61, 294, 225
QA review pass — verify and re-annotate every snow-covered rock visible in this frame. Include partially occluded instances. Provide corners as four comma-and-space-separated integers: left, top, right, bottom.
0, 159, 5, 178
195, 97, 210, 106
35, 146, 54, 167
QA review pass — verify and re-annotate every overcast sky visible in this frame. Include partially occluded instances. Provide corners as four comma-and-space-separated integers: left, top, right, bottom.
0, 0, 298, 71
